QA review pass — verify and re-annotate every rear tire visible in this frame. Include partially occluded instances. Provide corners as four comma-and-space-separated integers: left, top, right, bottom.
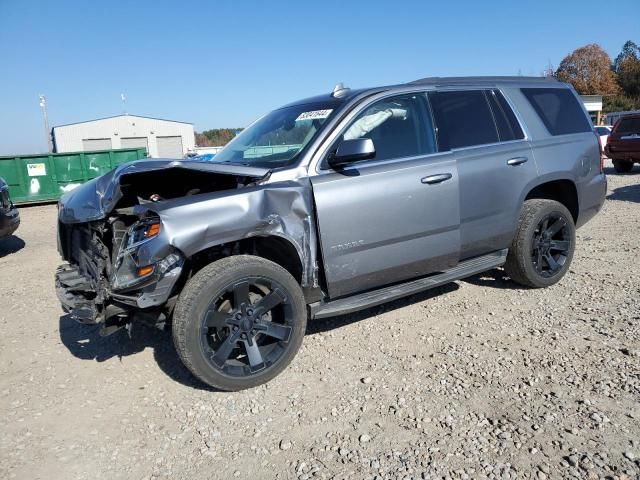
612, 159, 634, 173
504, 199, 575, 288
172, 255, 307, 391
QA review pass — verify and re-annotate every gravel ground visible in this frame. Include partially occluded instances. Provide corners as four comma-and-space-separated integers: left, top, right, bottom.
1, 161, 639, 480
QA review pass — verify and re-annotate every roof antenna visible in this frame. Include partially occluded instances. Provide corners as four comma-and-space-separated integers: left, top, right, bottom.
331, 82, 350, 98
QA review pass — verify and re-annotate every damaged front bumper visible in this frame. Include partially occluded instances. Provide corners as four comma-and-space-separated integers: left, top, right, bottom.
55, 255, 184, 325
55, 217, 185, 331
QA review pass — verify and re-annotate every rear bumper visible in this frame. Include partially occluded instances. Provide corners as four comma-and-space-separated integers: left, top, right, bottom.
604, 145, 640, 161
0, 209, 20, 238
576, 173, 607, 229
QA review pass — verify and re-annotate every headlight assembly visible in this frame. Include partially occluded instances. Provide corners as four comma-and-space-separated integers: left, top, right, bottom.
111, 217, 184, 291
126, 218, 161, 249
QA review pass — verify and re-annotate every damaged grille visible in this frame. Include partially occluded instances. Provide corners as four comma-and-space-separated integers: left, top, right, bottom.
56, 222, 111, 323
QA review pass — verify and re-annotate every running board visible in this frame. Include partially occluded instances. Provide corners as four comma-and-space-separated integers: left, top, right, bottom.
310, 249, 508, 319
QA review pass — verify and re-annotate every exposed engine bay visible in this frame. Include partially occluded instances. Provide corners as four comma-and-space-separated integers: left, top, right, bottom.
55, 160, 318, 336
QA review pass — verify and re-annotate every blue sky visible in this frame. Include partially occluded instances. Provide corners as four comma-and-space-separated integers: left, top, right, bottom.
0, 0, 637, 155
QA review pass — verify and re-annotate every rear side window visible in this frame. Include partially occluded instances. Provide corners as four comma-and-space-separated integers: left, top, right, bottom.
615, 117, 640, 134
428, 90, 498, 150
487, 90, 525, 141
521, 88, 591, 135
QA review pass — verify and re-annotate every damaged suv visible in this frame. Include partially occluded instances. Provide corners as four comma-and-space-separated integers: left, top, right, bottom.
56, 77, 606, 391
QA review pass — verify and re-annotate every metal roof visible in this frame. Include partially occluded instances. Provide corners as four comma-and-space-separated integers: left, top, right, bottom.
408, 76, 559, 86
52, 114, 193, 130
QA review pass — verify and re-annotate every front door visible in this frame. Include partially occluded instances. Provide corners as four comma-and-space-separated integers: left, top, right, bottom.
310, 93, 461, 299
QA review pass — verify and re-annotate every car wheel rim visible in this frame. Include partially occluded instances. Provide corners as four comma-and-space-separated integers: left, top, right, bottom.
200, 277, 293, 377
531, 213, 571, 278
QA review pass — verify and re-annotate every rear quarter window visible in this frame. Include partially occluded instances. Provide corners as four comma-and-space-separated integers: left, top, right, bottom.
521, 88, 592, 136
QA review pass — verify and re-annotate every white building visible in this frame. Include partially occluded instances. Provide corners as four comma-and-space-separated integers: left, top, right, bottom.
580, 95, 603, 125
52, 114, 195, 158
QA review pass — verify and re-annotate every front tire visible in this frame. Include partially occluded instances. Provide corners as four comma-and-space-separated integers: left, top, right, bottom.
504, 199, 576, 288
172, 255, 307, 391
612, 159, 634, 173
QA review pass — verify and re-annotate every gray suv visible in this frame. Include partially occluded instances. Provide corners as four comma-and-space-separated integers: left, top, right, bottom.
56, 76, 606, 390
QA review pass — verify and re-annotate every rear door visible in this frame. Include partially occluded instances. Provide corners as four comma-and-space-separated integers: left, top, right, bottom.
428, 89, 536, 259
311, 93, 460, 298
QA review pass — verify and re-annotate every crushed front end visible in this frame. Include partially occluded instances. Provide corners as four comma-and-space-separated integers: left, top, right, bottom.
54, 159, 274, 335
56, 212, 185, 335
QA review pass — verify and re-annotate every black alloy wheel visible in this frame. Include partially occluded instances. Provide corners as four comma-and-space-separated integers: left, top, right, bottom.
504, 199, 576, 288
172, 255, 307, 391
201, 277, 294, 376
530, 214, 571, 278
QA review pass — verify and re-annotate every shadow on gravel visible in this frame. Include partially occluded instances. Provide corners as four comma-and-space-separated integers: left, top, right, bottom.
58, 281, 463, 390
603, 165, 639, 176
461, 268, 521, 290
307, 283, 459, 335
607, 183, 640, 203
0, 235, 25, 258
59, 314, 216, 392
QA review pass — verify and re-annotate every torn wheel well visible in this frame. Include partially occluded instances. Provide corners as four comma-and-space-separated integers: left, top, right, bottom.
188, 236, 304, 285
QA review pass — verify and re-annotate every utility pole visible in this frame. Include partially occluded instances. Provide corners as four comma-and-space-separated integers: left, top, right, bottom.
39, 95, 53, 153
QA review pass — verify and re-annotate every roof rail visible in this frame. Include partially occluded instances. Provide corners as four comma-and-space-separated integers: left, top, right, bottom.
408, 76, 559, 86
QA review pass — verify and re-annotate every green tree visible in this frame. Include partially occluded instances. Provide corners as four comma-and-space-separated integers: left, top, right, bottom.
613, 40, 640, 72
613, 41, 640, 99
603, 95, 638, 114
196, 128, 243, 146
555, 44, 619, 95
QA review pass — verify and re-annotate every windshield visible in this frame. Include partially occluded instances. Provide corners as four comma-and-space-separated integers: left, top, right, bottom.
210, 102, 338, 168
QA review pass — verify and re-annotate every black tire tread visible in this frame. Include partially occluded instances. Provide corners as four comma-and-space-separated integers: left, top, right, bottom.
504, 199, 575, 288
172, 255, 306, 391
612, 159, 634, 173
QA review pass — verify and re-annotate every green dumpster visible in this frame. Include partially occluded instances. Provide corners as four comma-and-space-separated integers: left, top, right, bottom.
0, 148, 147, 205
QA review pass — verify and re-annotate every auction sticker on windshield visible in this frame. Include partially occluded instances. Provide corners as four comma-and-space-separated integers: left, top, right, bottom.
296, 109, 333, 121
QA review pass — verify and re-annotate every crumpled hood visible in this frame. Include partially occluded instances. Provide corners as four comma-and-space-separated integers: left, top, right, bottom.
58, 159, 270, 223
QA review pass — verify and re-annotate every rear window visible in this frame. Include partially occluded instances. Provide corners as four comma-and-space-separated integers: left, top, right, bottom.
521, 88, 591, 136
428, 90, 498, 150
616, 117, 640, 134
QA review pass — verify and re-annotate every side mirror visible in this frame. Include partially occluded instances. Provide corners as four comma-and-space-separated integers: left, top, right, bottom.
329, 138, 375, 169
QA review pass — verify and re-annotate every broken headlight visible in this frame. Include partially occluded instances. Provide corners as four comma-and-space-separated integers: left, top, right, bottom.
126, 218, 161, 249
111, 217, 183, 291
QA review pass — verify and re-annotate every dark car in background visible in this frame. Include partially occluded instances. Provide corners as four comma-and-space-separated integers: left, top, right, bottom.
605, 114, 640, 173
0, 177, 20, 238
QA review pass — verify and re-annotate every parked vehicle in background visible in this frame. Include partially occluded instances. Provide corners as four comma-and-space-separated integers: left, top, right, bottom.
595, 125, 612, 152
604, 110, 640, 129
0, 177, 20, 238
605, 114, 640, 173
55, 76, 606, 391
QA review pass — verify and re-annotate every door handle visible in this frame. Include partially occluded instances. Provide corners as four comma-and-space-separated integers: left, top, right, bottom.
421, 173, 452, 184
507, 156, 528, 166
